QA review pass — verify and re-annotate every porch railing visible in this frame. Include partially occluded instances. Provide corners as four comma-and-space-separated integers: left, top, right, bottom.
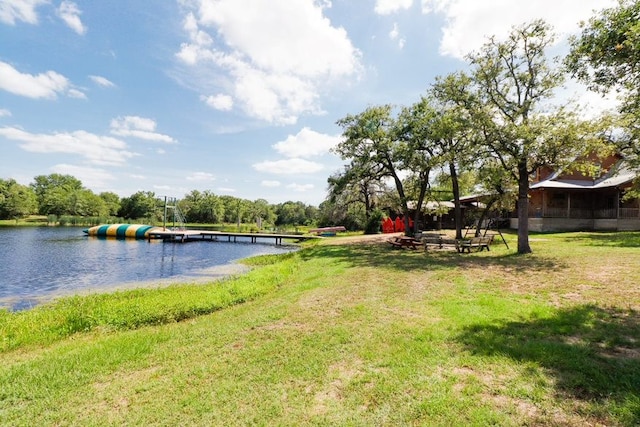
594, 208, 617, 219
530, 208, 622, 219
620, 208, 640, 219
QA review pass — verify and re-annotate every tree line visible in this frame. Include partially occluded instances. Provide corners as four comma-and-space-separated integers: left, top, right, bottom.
0, 173, 320, 229
325, 3, 640, 254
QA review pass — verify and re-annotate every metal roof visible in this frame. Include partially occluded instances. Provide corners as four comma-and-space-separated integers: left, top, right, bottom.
531, 167, 635, 190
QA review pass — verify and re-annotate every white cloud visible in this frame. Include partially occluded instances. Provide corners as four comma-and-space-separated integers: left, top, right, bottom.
217, 187, 236, 193
0, 126, 137, 166
252, 158, 324, 174
390, 22, 399, 39
176, 0, 361, 124
375, 0, 413, 15
89, 75, 115, 88
421, 0, 618, 59
186, 171, 216, 181
389, 22, 406, 48
153, 184, 172, 191
272, 127, 340, 159
231, 65, 320, 125
420, 0, 448, 14
0, 0, 47, 25
0, 108, 11, 117
0, 61, 70, 99
57, 1, 85, 35
67, 88, 86, 99
557, 80, 622, 120
286, 183, 314, 192
261, 180, 281, 188
110, 116, 176, 143
201, 93, 233, 111
196, 0, 358, 77
50, 164, 115, 189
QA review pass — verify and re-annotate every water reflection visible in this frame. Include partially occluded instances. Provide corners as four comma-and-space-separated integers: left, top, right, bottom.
0, 227, 293, 311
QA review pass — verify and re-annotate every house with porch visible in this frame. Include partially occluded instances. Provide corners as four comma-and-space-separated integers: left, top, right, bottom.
516, 155, 640, 232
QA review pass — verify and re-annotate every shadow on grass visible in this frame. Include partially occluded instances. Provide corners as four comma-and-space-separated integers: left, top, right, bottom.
302, 242, 565, 274
558, 231, 640, 248
576, 232, 640, 248
457, 304, 640, 424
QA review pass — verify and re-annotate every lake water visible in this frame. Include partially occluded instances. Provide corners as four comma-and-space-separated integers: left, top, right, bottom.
0, 227, 294, 311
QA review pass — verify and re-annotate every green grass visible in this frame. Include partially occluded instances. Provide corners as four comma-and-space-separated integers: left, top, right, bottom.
0, 231, 639, 426
0, 253, 296, 352
0, 216, 49, 226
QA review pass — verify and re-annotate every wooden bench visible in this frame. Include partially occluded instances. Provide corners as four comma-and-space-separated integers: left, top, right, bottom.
423, 237, 461, 252
458, 236, 493, 253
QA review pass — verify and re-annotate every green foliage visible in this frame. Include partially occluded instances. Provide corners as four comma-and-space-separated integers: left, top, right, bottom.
98, 191, 121, 216
275, 201, 316, 226
426, 73, 480, 238
0, 252, 299, 352
566, 0, 640, 97
249, 198, 277, 227
432, 170, 477, 198
118, 191, 160, 221
566, 1, 640, 178
317, 198, 366, 231
335, 105, 417, 224
364, 208, 384, 234
0, 173, 318, 228
327, 162, 386, 221
180, 190, 225, 224
31, 174, 83, 216
0, 179, 37, 220
468, 20, 597, 253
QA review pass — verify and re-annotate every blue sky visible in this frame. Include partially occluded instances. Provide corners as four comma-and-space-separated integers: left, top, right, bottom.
0, 0, 618, 205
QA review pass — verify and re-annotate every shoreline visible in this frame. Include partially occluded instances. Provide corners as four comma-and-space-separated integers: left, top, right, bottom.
0, 262, 252, 311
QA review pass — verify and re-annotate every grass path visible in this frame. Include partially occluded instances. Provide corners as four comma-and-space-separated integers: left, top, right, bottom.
1, 231, 639, 425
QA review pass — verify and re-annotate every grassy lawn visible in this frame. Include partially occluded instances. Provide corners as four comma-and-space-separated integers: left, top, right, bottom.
0, 231, 639, 425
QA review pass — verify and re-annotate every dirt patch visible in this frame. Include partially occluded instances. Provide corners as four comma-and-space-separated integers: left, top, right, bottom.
321, 233, 402, 246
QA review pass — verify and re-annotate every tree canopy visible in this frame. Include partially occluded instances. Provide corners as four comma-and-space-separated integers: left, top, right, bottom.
566, 0, 640, 103
566, 0, 640, 178
0, 173, 315, 227
329, 20, 609, 253
468, 20, 593, 253
0, 179, 37, 220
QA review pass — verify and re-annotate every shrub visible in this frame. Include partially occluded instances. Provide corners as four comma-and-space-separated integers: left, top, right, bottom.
364, 209, 384, 234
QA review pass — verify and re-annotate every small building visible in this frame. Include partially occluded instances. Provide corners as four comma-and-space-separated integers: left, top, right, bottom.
405, 200, 457, 231
514, 155, 640, 232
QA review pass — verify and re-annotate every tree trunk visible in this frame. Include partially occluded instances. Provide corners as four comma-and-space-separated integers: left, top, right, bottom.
517, 163, 532, 254
363, 189, 371, 220
390, 173, 411, 236
413, 169, 430, 235
450, 162, 463, 240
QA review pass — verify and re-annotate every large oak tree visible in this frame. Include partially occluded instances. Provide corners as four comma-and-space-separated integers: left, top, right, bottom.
469, 20, 591, 254
335, 105, 415, 233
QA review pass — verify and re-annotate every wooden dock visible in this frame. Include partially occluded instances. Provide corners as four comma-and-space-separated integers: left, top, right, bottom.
147, 229, 319, 245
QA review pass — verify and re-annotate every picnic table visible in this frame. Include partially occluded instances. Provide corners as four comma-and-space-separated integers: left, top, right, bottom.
387, 235, 421, 250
